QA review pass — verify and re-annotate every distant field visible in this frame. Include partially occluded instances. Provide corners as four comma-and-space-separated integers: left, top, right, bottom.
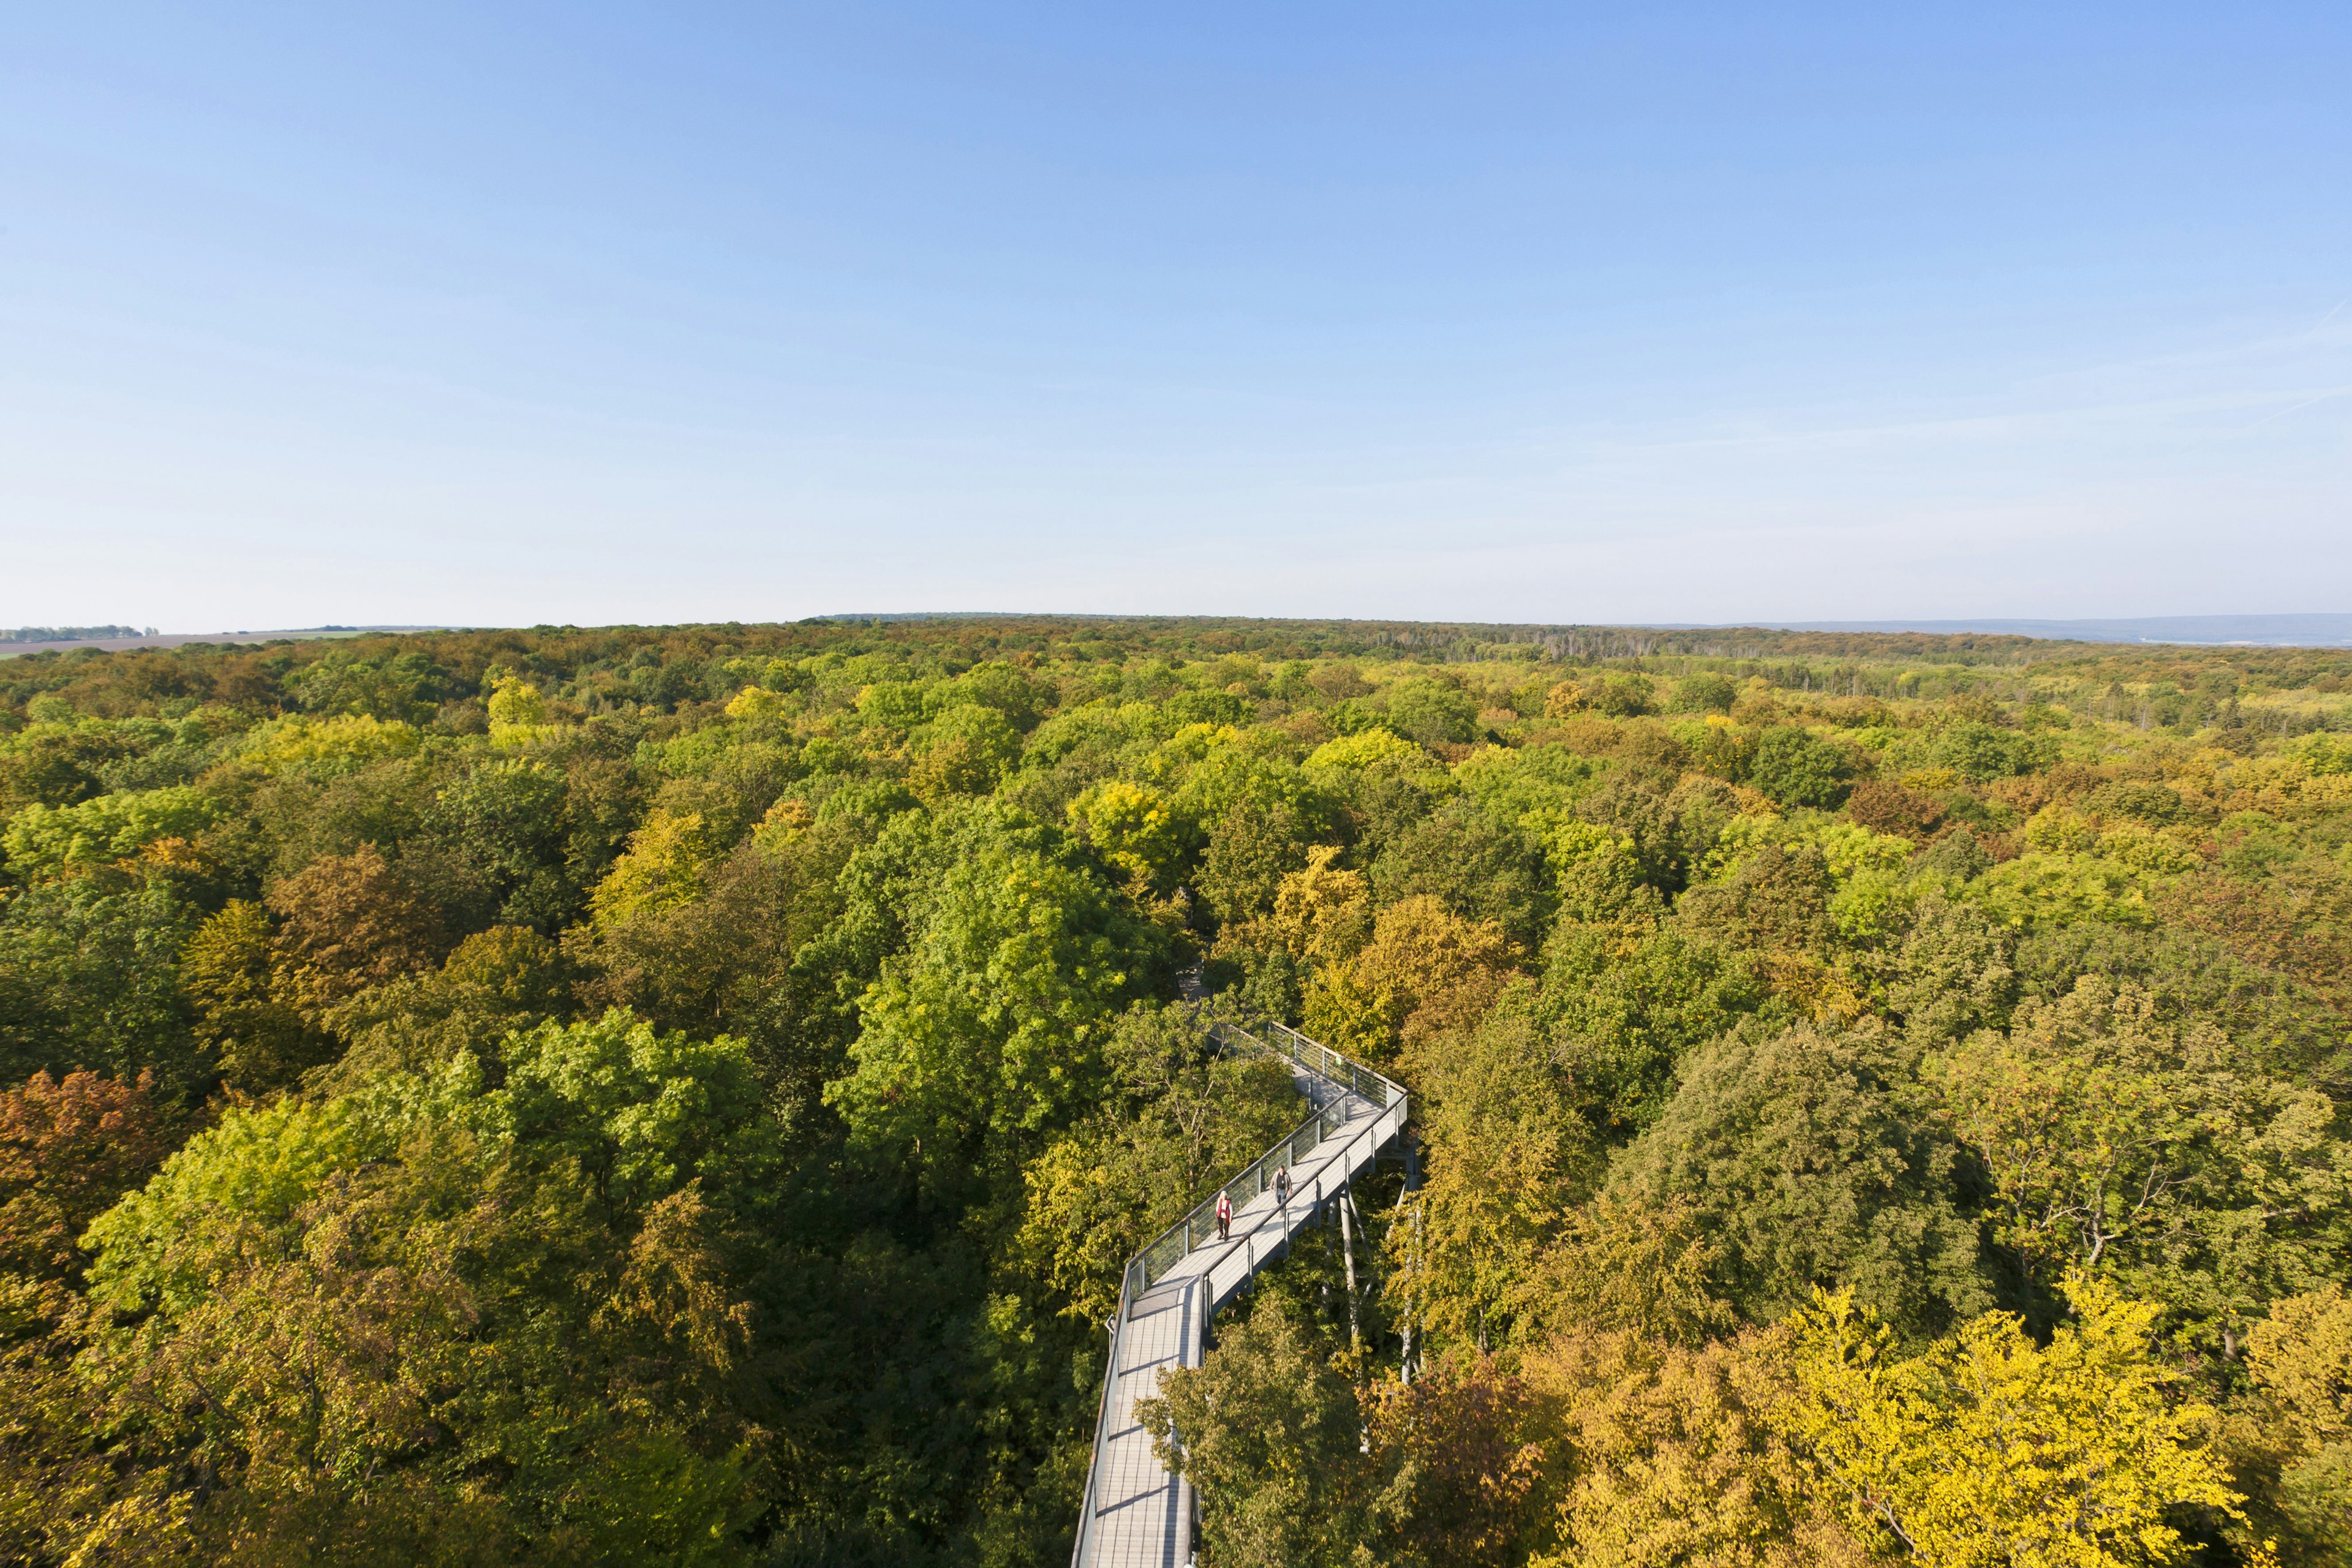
0, 626, 443, 658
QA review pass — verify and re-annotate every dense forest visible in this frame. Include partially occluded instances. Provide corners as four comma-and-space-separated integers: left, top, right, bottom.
3, 616, 2351, 1566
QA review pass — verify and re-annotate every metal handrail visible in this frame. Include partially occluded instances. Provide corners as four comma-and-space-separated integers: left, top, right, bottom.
1258, 1019, 1407, 1110
1069, 1019, 1409, 1567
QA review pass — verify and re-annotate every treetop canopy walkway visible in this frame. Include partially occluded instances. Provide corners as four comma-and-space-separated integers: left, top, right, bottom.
1069, 1020, 1410, 1568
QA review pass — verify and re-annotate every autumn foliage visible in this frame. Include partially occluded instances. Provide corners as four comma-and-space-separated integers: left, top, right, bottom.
1, 617, 2350, 1564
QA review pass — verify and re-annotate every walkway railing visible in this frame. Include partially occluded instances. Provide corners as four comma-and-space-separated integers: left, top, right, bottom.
1069, 1017, 1408, 1568
1255, 1019, 1399, 1109
1124, 1021, 1401, 1296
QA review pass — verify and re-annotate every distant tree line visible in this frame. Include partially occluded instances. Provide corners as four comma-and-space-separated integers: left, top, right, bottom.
1, 626, 156, 644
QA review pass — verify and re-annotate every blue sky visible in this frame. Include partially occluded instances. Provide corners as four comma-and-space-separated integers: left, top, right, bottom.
3, 3, 2346, 630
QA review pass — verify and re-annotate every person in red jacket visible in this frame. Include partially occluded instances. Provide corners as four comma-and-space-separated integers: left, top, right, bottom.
1216, 1188, 1232, 1242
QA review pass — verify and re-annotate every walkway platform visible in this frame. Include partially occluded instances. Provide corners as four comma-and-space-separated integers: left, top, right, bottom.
1071, 1025, 1408, 1568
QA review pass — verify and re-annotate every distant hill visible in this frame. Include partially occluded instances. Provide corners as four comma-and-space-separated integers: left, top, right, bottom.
1727, 614, 2352, 648
810, 610, 2352, 648
811, 611, 1047, 624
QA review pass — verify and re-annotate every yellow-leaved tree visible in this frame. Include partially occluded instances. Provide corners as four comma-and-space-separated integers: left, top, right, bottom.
1300, 894, 1518, 1066
1785, 1268, 2267, 1567
486, 671, 554, 745
1264, 845, 1372, 965
1523, 1324, 1879, 1568
586, 809, 716, 931
2234, 1284, 2352, 1562
1066, 779, 1182, 888
722, 683, 788, 724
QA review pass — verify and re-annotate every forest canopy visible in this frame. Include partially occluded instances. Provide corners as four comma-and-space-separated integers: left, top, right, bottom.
3, 615, 2351, 1566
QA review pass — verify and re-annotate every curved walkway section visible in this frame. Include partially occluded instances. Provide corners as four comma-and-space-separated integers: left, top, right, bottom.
1071, 1023, 1409, 1568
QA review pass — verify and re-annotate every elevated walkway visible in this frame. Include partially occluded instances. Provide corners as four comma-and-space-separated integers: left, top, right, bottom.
1071, 1023, 1409, 1568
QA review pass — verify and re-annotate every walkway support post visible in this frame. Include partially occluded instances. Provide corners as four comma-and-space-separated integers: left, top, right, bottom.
1339, 1183, 1360, 1351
